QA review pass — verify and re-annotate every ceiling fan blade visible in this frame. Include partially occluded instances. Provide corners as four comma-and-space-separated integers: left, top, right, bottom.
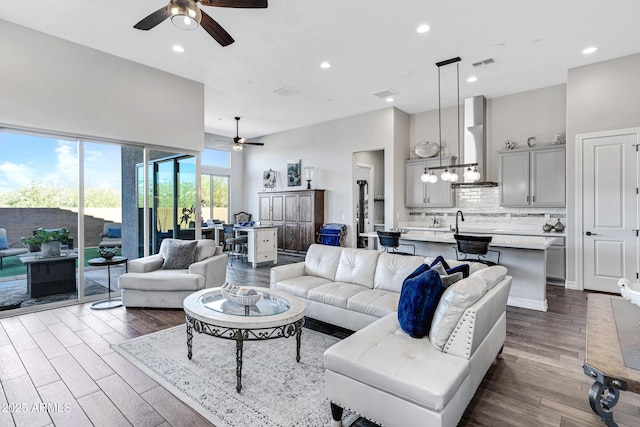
241, 142, 264, 146
134, 7, 171, 30
199, 0, 267, 8
200, 11, 235, 46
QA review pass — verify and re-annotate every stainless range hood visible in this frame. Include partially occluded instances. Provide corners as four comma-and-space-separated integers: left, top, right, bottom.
452, 95, 498, 188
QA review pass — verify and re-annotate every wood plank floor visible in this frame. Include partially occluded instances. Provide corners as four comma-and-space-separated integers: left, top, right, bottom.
0, 254, 637, 426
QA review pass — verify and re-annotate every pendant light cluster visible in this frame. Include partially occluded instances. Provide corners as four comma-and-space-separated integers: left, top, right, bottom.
420, 57, 481, 185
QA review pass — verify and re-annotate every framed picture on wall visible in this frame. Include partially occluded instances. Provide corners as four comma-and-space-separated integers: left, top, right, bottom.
263, 169, 276, 189
287, 160, 301, 187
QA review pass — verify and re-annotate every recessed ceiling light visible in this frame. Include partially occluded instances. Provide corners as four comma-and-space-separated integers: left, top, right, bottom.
320, 61, 331, 69
172, 45, 185, 53
582, 46, 598, 55
493, 43, 505, 49
416, 24, 430, 34
467, 76, 478, 83
385, 97, 394, 103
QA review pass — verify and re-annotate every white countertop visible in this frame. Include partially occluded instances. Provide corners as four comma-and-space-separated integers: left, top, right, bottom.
362, 231, 557, 250
401, 226, 566, 238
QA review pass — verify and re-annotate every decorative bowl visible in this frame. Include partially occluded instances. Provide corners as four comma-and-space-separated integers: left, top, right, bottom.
414, 141, 439, 158
221, 289, 261, 306
98, 248, 118, 260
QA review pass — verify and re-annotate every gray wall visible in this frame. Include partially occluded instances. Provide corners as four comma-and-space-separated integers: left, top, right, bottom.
566, 53, 640, 286
243, 108, 402, 247
0, 20, 204, 150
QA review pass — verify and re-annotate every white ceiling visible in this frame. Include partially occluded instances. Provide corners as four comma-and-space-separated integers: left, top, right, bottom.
2, 1, 640, 139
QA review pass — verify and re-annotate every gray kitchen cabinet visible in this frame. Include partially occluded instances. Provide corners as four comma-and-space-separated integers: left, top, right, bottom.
405, 157, 456, 208
499, 146, 565, 207
546, 236, 566, 283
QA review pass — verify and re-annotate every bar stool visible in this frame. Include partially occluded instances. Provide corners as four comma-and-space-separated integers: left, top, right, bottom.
377, 230, 415, 256
453, 234, 500, 265
223, 224, 247, 265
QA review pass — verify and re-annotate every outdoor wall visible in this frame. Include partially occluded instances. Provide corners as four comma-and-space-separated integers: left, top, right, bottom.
1, 208, 107, 248
0, 19, 204, 151
566, 52, 640, 287
243, 108, 401, 247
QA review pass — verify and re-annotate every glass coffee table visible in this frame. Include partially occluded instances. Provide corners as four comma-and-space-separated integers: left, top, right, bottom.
183, 286, 306, 393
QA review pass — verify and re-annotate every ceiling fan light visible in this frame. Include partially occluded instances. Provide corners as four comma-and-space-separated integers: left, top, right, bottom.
232, 143, 244, 152
169, 0, 201, 30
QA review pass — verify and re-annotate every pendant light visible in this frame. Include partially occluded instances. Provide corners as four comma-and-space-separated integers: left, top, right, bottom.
422, 57, 482, 185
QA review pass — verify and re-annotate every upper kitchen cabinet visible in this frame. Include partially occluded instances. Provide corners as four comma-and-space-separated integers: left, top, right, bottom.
405, 156, 456, 208
499, 146, 565, 207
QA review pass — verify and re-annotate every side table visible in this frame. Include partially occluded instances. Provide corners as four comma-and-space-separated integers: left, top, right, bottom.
88, 256, 128, 309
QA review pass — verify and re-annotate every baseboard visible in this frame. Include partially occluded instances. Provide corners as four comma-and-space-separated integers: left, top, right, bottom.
507, 296, 548, 312
565, 280, 580, 290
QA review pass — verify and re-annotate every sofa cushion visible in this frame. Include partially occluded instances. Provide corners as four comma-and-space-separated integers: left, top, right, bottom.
162, 240, 198, 270
346, 289, 400, 318
194, 239, 217, 262
304, 244, 342, 281
470, 265, 508, 290
324, 313, 469, 412
334, 248, 379, 289
429, 277, 488, 351
274, 275, 332, 298
0, 235, 8, 250
398, 267, 444, 338
107, 227, 121, 238
308, 282, 368, 309
118, 270, 204, 291
373, 253, 425, 293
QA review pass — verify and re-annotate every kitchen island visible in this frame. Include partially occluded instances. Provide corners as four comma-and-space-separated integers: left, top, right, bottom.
362, 230, 557, 311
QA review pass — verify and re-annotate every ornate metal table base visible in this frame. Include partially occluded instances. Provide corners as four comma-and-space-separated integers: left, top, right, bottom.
583, 363, 628, 427
186, 314, 304, 393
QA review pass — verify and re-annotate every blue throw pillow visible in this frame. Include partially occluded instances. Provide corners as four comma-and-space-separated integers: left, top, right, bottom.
446, 263, 470, 278
107, 228, 121, 238
398, 267, 445, 338
430, 255, 451, 270
0, 235, 8, 250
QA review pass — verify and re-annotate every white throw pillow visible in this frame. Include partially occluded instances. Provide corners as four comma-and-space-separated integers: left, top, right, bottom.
429, 276, 488, 351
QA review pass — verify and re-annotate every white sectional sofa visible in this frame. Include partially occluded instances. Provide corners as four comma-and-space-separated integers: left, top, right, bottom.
270, 243, 512, 427
270, 244, 488, 331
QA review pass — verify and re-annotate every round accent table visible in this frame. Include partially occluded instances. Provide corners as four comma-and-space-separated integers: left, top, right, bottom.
88, 256, 128, 310
183, 286, 306, 393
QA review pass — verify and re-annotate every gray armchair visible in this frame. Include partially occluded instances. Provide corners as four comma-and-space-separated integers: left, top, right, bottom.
0, 228, 28, 269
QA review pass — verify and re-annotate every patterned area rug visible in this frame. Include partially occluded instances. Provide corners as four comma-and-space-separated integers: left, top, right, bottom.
112, 325, 358, 427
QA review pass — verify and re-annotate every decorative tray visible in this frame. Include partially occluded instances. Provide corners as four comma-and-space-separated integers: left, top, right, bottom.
415, 141, 439, 158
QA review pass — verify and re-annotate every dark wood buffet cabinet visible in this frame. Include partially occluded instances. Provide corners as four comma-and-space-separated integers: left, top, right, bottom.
258, 189, 325, 254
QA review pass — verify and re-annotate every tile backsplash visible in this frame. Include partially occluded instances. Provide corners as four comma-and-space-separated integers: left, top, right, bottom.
404, 187, 566, 231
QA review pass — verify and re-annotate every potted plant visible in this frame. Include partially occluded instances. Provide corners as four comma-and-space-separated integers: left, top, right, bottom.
22, 228, 70, 258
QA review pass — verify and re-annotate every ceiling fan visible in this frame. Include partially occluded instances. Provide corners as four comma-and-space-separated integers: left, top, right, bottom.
134, 0, 268, 47
229, 117, 264, 151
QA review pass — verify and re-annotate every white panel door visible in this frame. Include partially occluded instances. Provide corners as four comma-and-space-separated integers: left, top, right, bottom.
583, 131, 639, 292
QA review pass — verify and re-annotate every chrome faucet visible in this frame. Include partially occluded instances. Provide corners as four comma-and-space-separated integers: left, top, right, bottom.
455, 210, 465, 234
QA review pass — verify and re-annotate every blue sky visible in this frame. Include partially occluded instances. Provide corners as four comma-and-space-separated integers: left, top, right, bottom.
0, 131, 122, 194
